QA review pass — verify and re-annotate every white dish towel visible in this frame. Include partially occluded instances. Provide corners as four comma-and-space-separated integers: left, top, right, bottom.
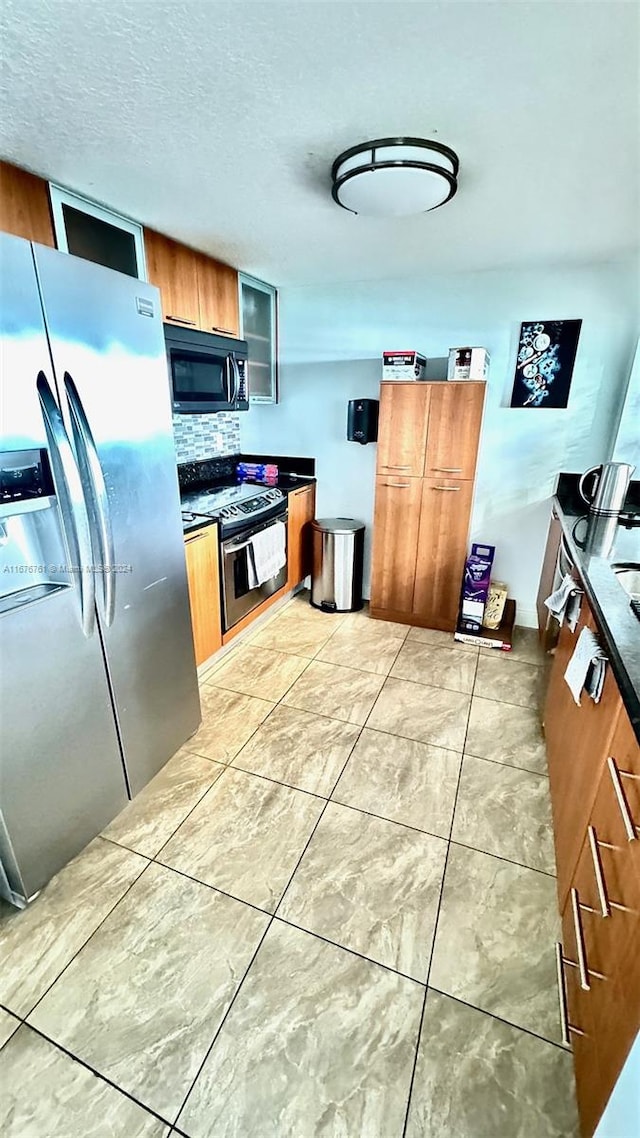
247, 521, 287, 589
564, 627, 607, 706
545, 573, 582, 631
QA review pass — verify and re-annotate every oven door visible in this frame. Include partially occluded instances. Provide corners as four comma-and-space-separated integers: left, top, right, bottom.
221, 513, 288, 632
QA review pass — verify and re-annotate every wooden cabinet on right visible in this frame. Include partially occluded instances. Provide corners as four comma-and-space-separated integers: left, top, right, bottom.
370, 381, 485, 630
556, 703, 640, 1136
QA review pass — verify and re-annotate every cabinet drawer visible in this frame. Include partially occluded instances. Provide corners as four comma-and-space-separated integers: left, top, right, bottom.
558, 905, 605, 1136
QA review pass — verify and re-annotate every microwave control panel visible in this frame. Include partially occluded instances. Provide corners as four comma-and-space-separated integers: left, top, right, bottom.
236, 358, 248, 402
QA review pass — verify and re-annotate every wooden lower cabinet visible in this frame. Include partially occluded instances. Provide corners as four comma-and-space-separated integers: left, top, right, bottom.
370, 476, 422, 613
183, 524, 222, 665
412, 477, 474, 631
559, 715, 640, 1135
287, 484, 316, 590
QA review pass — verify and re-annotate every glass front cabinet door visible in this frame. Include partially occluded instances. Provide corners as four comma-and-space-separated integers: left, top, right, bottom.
238, 274, 278, 404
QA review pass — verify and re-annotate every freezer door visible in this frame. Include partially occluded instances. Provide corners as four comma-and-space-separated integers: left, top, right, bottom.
33, 244, 201, 796
0, 233, 129, 903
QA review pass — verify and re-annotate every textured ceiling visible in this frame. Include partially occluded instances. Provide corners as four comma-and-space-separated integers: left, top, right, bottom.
1, 0, 638, 285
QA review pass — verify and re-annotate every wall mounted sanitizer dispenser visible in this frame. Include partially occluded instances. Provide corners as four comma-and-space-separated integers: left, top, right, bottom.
347, 399, 379, 445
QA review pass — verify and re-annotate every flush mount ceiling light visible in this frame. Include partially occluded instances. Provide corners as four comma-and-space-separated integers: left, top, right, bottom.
331, 136, 459, 217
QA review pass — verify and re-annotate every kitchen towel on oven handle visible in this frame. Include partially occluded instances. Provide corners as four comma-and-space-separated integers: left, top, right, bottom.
564, 626, 607, 705
247, 521, 287, 589
545, 573, 583, 631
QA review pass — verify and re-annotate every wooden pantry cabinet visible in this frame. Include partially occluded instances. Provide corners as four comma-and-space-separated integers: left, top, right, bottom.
370, 381, 485, 631
183, 523, 222, 666
145, 228, 240, 337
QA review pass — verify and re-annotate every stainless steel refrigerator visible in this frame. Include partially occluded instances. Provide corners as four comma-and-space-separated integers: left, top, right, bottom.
0, 233, 201, 906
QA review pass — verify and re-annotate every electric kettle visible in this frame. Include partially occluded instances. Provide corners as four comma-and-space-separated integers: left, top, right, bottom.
578, 462, 635, 516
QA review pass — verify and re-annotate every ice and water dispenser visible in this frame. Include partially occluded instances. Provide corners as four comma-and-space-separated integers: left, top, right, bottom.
0, 448, 73, 615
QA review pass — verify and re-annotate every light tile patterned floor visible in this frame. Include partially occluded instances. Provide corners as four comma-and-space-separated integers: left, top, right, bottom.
0, 598, 578, 1137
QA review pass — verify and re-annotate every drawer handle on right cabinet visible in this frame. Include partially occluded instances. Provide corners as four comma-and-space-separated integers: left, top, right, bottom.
588, 826, 611, 917
608, 757, 639, 841
555, 943, 586, 1047
571, 888, 590, 990
433, 485, 461, 492
433, 467, 462, 473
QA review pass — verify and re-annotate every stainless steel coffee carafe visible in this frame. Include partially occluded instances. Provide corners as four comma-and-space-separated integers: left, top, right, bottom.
578, 461, 635, 516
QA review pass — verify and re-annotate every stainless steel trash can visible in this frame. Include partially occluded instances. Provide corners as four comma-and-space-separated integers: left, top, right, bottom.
310, 518, 365, 612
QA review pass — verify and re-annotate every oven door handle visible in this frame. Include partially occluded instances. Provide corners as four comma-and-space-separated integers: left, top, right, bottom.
222, 512, 288, 552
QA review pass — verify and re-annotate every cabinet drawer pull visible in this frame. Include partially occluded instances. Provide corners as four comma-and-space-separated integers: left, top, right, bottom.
433, 467, 462, 473
167, 315, 197, 326
555, 943, 586, 1046
608, 756, 639, 841
433, 485, 461, 492
588, 826, 610, 917
571, 888, 590, 990
380, 465, 411, 471
210, 326, 236, 335
184, 533, 206, 544
383, 481, 411, 488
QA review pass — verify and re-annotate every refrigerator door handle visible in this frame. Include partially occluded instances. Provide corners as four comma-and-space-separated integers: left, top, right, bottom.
63, 373, 116, 626
36, 372, 95, 638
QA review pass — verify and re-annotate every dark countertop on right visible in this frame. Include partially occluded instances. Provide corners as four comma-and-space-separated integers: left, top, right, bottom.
554, 473, 640, 743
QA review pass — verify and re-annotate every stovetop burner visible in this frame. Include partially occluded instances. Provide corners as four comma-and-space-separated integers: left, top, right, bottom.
181, 481, 285, 536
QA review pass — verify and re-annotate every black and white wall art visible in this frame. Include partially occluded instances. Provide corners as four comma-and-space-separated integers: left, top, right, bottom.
510, 319, 582, 408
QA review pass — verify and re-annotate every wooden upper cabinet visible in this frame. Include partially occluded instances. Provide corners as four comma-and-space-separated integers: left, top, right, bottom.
376, 383, 430, 478
183, 523, 221, 666
0, 161, 54, 246
197, 254, 239, 337
144, 229, 200, 327
424, 382, 485, 480
412, 477, 474, 631
370, 475, 423, 614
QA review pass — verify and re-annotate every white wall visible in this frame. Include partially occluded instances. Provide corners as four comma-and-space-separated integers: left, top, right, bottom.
241, 261, 638, 624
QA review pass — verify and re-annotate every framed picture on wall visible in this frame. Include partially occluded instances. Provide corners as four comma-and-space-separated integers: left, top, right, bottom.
510, 319, 582, 408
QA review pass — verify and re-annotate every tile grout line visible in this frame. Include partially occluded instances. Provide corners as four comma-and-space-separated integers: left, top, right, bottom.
172, 718, 367, 1130
3, 1014, 176, 1129
425, 985, 573, 1054
400, 647, 478, 1136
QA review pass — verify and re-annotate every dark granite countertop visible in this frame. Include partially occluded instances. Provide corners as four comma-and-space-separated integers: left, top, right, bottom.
554, 475, 640, 743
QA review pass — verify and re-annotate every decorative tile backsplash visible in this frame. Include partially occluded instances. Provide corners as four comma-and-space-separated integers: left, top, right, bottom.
172, 412, 240, 463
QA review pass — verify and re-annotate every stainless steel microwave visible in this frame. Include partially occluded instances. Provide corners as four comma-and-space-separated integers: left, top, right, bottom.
165, 325, 249, 413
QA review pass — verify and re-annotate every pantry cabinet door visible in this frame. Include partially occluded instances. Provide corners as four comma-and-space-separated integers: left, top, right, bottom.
376, 383, 430, 478
412, 477, 474, 631
424, 382, 485, 481
370, 476, 422, 614
144, 229, 200, 328
197, 254, 240, 337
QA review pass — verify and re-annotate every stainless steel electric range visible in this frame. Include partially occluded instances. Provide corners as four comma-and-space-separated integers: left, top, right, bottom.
180, 471, 288, 632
